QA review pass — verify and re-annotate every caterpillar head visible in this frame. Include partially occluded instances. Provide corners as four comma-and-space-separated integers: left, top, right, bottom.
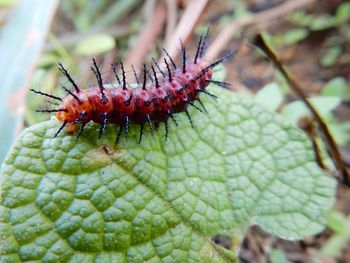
56, 91, 91, 124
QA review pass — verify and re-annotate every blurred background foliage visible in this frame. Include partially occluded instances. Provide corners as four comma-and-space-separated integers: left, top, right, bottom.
0, 0, 350, 262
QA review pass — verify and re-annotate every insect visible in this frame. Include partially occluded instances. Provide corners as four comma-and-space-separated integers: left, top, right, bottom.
30, 31, 235, 143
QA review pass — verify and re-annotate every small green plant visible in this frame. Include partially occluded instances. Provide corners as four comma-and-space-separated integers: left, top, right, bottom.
286, 2, 350, 67
321, 210, 350, 258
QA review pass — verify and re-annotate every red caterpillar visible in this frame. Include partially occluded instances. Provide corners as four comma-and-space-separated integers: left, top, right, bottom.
31, 33, 234, 143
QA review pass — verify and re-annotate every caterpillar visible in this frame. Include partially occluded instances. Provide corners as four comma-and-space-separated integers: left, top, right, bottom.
30, 32, 235, 143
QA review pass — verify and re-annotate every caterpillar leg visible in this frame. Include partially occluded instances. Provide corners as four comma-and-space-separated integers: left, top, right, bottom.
66, 123, 77, 134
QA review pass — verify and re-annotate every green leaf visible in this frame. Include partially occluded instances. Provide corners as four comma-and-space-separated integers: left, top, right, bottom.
309, 14, 336, 31
320, 46, 342, 67
272, 28, 309, 46
288, 11, 315, 27
327, 119, 350, 146
322, 211, 350, 258
93, 0, 142, 29
0, 0, 17, 6
255, 82, 283, 111
335, 2, 350, 25
74, 34, 115, 56
269, 249, 287, 263
0, 86, 336, 261
0, 0, 59, 164
282, 97, 342, 125
25, 69, 58, 126
321, 77, 350, 100
326, 210, 346, 233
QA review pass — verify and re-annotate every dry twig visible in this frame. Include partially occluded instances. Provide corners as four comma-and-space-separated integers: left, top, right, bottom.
254, 33, 350, 186
163, 0, 210, 59
164, 0, 177, 47
123, 1, 167, 72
